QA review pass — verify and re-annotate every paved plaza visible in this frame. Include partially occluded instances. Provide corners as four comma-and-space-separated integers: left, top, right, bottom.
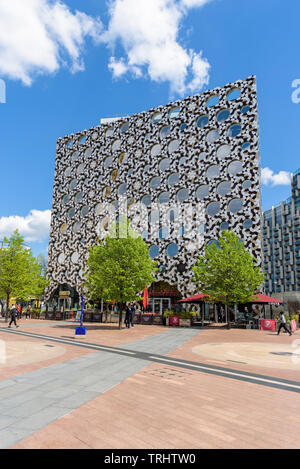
0, 318, 299, 449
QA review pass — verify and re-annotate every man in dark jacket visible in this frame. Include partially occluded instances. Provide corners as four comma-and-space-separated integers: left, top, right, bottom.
8, 305, 19, 328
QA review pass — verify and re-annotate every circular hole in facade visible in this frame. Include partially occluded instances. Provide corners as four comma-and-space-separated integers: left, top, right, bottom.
70, 179, 78, 190
149, 245, 159, 259
220, 221, 229, 231
60, 223, 67, 233
73, 221, 81, 233
118, 183, 127, 195
120, 122, 129, 134
58, 253, 66, 265
177, 263, 186, 273
168, 139, 180, 153
168, 173, 179, 186
206, 201, 220, 216
151, 144, 162, 157
71, 151, 79, 162
217, 144, 231, 159
228, 198, 243, 213
206, 95, 219, 107
104, 156, 113, 168
160, 126, 170, 139
84, 148, 92, 158
95, 203, 103, 216
142, 231, 148, 240
242, 180, 252, 190
179, 157, 187, 166
112, 140, 121, 152
169, 107, 180, 119
207, 129, 220, 143
106, 127, 114, 138
75, 192, 83, 203
180, 123, 187, 131
62, 195, 70, 205
68, 208, 75, 218
167, 243, 178, 257
64, 167, 72, 177
196, 184, 209, 199
217, 109, 230, 122
81, 206, 89, 217
243, 219, 253, 229
206, 165, 220, 179
152, 113, 163, 123
158, 192, 170, 204
150, 177, 161, 189
196, 115, 209, 128
198, 152, 206, 161
178, 226, 185, 236
217, 181, 231, 196
76, 163, 85, 175
141, 195, 151, 207
159, 158, 170, 171
228, 124, 242, 138
71, 252, 79, 264
241, 105, 251, 114
242, 142, 251, 151
177, 188, 189, 203
159, 227, 169, 240
228, 160, 243, 176
227, 88, 241, 101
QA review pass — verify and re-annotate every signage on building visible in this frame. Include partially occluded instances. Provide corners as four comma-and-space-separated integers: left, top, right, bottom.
59, 291, 70, 298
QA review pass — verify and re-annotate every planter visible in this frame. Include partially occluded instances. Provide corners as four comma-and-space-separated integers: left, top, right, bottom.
141, 314, 154, 325
153, 315, 163, 325
179, 318, 191, 327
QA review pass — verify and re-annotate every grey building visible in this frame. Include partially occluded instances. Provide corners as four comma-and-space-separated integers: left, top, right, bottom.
263, 168, 300, 309
45, 76, 262, 312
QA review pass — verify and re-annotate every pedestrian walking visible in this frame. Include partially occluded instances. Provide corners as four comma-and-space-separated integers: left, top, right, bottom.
8, 305, 19, 328
130, 305, 136, 328
17, 304, 21, 320
277, 311, 292, 336
125, 305, 131, 329
25, 305, 31, 319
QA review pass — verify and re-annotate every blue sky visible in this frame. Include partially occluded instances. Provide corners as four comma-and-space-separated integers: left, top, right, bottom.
0, 0, 299, 256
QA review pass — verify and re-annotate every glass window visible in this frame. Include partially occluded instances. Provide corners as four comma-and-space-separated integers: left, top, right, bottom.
196, 115, 209, 128
70, 179, 78, 190
150, 177, 161, 189
160, 126, 170, 139
68, 208, 75, 218
120, 122, 129, 134
167, 243, 178, 257
149, 210, 159, 223
243, 219, 253, 229
217, 181, 231, 196
177, 188, 189, 203
228, 198, 243, 213
159, 158, 170, 171
228, 124, 242, 138
149, 245, 159, 258
206, 201, 220, 216
206, 95, 219, 107
159, 227, 169, 240
81, 206, 89, 217
207, 129, 220, 143
242, 180, 252, 190
118, 183, 127, 195
242, 142, 251, 150
73, 221, 81, 233
104, 156, 113, 168
151, 144, 162, 156
152, 113, 163, 123
84, 148, 92, 158
112, 140, 121, 152
196, 185, 209, 199
106, 127, 114, 137
217, 109, 230, 122
169, 107, 180, 118
76, 163, 85, 175
64, 167, 72, 177
168, 140, 180, 153
241, 105, 251, 114
220, 221, 229, 231
75, 192, 83, 203
62, 194, 70, 205
217, 144, 231, 159
158, 192, 170, 204
168, 173, 179, 186
227, 88, 241, 101
228, 160, 243, 176
206, 165, 220, 179
141, 195, 151, 206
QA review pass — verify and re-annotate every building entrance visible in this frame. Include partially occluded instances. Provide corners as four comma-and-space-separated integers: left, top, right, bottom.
150, 298, 171, 315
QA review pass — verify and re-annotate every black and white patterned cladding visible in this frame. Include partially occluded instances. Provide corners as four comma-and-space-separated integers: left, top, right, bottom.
45, 76, 262, 301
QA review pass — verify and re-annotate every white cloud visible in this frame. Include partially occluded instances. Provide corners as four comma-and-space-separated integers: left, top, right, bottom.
0, 0, 103, 85
101, 0, 212, 95
261, 167, 292, 186
0, 210, 51, 243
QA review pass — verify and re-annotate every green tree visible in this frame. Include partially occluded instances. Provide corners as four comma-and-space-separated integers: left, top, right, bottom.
193, 231, 265, 326
85, 218, 157, 328
0, 230, 47, 318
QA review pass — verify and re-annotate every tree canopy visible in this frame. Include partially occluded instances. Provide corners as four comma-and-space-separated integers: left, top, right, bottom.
0, 230, 47, 312
193, 231, 265, 309
85, 218, 157, 327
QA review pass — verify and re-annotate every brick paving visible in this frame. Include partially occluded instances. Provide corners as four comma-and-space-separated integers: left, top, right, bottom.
0, 319, 299, 449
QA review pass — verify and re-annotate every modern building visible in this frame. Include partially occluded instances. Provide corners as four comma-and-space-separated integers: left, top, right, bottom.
263, 168, 300, 308
45, 76, 262, 312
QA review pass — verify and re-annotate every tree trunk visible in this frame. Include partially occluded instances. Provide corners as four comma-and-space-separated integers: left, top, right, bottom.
118, 303, 124, 330
5, 292, 9, 323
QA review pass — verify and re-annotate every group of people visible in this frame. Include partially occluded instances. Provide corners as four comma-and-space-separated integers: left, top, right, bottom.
125, 304, 136, 329
7, 304, 32, 328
